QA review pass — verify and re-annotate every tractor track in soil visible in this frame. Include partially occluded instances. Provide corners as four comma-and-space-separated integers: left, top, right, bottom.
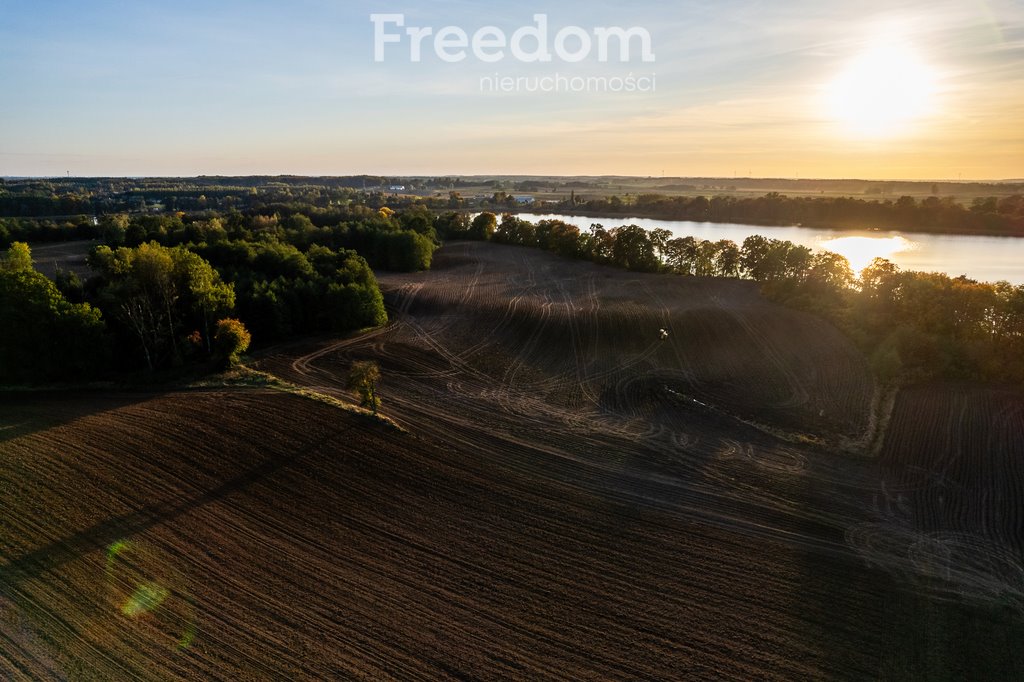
3, 242, 1023, 679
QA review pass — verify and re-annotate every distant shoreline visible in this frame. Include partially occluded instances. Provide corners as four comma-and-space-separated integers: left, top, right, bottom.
515, 207, 1024, 240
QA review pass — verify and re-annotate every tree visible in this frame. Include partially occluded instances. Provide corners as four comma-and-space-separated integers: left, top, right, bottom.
543, 220, 579, 258
100, 214, 129, 246
1, 242, 33, 272
664, 236, 695, 274
434, 212, 470, 239
869, 337, 904, 384
378, 230, 436, 271
578, 224, 613, 263
348, 360, 381, 414
740, 235, 771, 280
176, 249, 236, 352
860, 257, 900, 300
784, 245, 814, 280
54, 268, 85, 303
694, 239, 721, 276
714, 240, 741, 277
90, 242, 235, 370
213, 318, 251, 366
104, 243, 177, 370
760, 241, 794, 282
610, 224, 658, 272
650, 228, 673, 264
496, 214, 537, 247
470, 212, 497, 241
0, 267, 109, 383
398, 205, 435, 237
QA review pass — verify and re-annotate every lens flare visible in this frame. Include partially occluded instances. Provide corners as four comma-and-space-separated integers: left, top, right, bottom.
106, 539, 132, 572
105, 539, 197, 649
121, 582, 170, 617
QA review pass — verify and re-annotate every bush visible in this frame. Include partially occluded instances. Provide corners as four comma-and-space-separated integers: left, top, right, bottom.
213, 318, 251, 366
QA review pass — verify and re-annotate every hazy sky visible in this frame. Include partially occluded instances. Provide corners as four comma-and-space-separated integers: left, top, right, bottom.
1, 0, 1022, 179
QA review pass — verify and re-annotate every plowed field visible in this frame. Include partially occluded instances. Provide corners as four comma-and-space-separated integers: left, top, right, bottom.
3, 242, 1022, 679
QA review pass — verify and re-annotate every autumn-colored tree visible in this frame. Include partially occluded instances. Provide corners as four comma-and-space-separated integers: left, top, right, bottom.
213, 318, 251, 366
1, 241, 33, 272
347, 360, 381, 414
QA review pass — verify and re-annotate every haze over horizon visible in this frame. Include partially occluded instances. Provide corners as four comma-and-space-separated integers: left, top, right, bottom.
1, 0, 1022, 180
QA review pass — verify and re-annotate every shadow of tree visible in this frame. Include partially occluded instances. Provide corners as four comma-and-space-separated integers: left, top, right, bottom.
0, 391, 155, 445
0, 420, 352, 594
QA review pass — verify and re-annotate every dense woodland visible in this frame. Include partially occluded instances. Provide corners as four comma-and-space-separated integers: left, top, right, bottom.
0, 177, 1022, 387
0, 243, 109, 383
0, 203, 439, 382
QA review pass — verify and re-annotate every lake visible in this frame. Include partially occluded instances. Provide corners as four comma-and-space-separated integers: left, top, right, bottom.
521, 213, 1024, 285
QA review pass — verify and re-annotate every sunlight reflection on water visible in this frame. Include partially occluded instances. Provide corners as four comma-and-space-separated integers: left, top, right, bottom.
518, 214, 1024, 284
817, 235, 916, 273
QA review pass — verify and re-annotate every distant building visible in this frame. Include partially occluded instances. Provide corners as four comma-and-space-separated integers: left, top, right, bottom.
389, 185, 406, 192
513, 195, 536, 205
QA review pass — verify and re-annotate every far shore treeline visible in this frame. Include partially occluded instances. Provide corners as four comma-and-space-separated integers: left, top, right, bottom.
551, 192, 1024, 237
1, 176, 1023, 241
0, 184, 1022, 387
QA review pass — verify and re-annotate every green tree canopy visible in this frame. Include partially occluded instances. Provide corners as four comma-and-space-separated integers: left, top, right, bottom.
0, 244, 109, 383
90, 242, 235, 370
470, 212, 497, 241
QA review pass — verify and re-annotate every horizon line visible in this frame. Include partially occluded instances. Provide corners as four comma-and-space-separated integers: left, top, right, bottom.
3, 174, 1022, 185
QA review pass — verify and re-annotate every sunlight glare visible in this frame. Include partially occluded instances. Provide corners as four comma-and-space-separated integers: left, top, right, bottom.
825, 39, 938, 137
818, 235, 915, 273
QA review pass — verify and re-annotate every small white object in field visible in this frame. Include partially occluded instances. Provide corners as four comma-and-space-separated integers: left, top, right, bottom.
659, 328, 669, 340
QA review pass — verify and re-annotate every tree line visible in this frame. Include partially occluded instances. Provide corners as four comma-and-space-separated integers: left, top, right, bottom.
560, 192, 1024, 237
0, 177, 448, 222
5, 175, 1024, 239
450, 212, 1024, 385
0, 201, 447, 382
5, 197, 1022, 388
0, 239, 262, 383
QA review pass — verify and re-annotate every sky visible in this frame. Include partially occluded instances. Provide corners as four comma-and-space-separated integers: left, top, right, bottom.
0, 0, 1022, 179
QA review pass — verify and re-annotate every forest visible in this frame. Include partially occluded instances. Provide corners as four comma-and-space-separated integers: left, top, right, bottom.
0, 203, 438, 382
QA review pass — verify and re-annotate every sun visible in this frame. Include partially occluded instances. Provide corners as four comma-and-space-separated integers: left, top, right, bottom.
825, 40, 938, 138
